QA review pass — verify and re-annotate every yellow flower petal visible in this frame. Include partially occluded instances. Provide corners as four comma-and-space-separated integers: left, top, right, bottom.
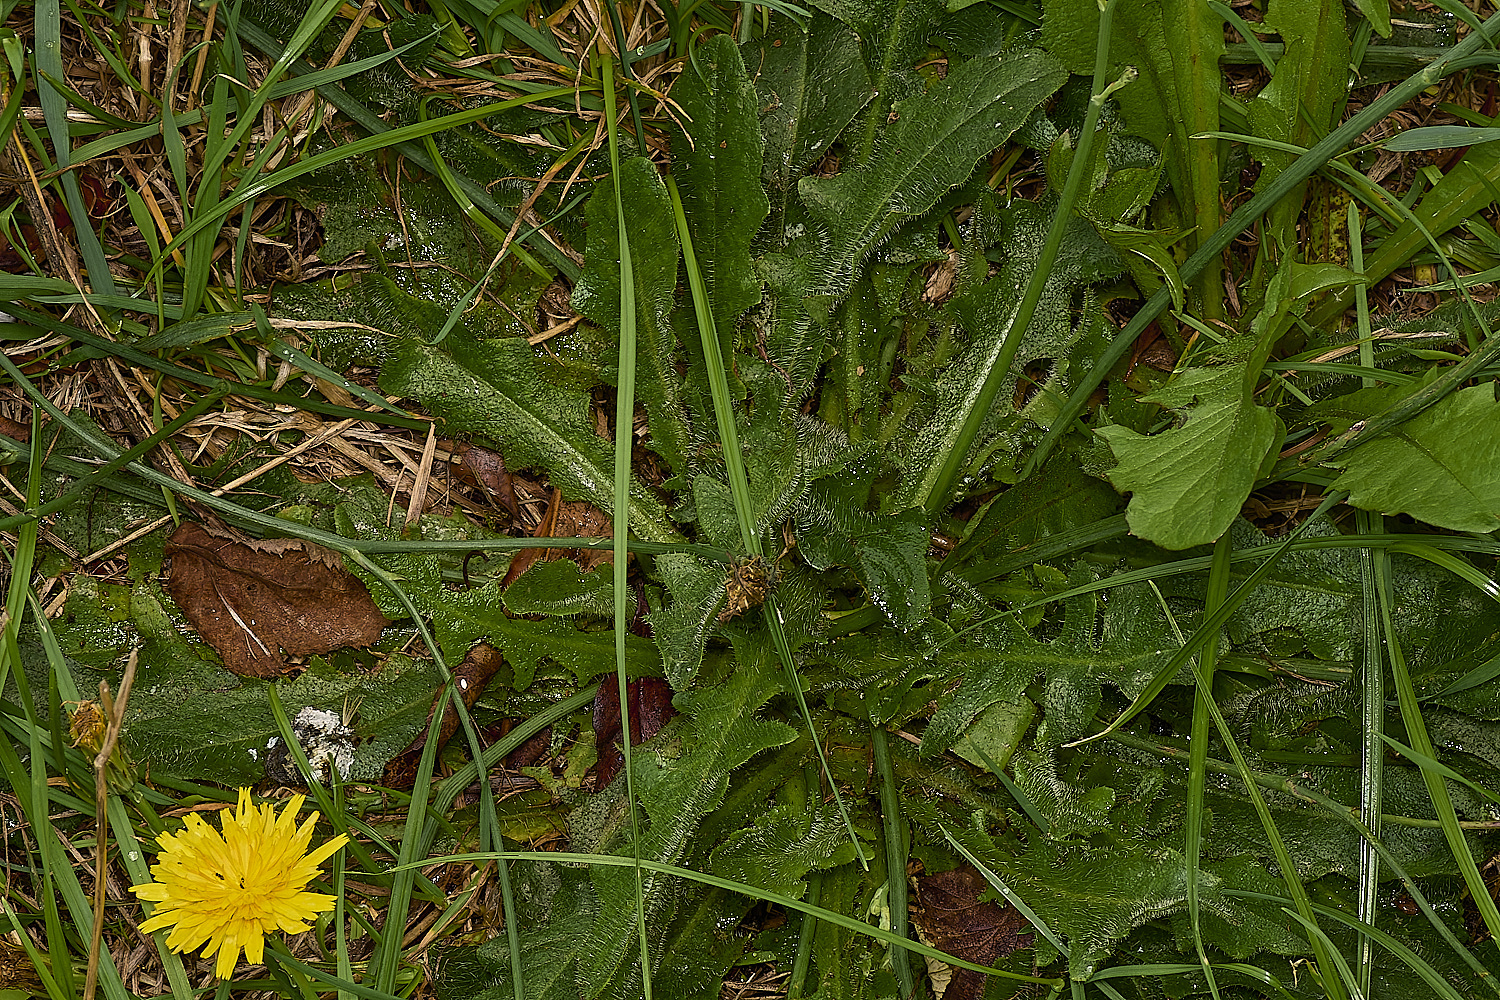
130, 788, 349, 979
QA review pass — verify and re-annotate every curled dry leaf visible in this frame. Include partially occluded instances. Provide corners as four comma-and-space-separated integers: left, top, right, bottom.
912, 866, 1033, 1000
449, 441, 521, 518
381, 642, 505, 789
164, 522, 388, 679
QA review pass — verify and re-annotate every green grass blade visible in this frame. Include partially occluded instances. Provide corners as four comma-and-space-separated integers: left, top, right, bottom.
602, 45, 653, 1000
144, 86, 579, 285
33, 0, 116, 298
666, 174, 758, 556
1378, 548, 1500, 944
1184, 538, 1230, 1000
870, 726, 914, 998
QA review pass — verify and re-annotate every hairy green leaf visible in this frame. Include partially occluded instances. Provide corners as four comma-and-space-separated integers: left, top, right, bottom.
1013, 745, 1117, 839
1328, 383, 1500, 532
671, 34, 770, 398
504, 560, 614, 618
897, 203, 1121, 509
572, 157, 690, 472
808, 0, 943, 165
925, 569, 1174, 751
709, 803, 858, 897
652, 552, 728, 689
381, 334, 679, 542
998, 839, 1193, 979
747, 11, 871, 245
799, 485, 932, 631
580, 655, 797, 995
798, 47, 1065, 296
1098, 363, 1282, 550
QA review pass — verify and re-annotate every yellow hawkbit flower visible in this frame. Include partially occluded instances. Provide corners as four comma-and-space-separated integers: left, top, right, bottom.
130, 789, 349, 979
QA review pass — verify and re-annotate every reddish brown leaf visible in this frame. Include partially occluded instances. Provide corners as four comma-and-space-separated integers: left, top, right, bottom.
592, 676, 675, 787
381, 643, 505, 790
502, 491, 614, 589
913, 866, 1033, 1000
164, 522, 387, 678
0, 413, 31, 441
450, 442, 520, 518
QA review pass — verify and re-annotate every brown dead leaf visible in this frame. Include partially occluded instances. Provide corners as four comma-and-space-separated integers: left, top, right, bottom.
912, 866, 1033, 1000
502, 489, 614, 588
382, 642, 505, 790
449, 442, 520, 518
0, 413, 31, 441
164, 522, 387, 678
592, 676, 675, 788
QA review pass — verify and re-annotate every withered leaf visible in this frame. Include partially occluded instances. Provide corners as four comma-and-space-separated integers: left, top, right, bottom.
502, 491, 614, 589
450, 442, 520, 518
913, 866, 1033, 1000
382, 642, 505, 790
593, 676, 675, 787
165, 522, 387, 679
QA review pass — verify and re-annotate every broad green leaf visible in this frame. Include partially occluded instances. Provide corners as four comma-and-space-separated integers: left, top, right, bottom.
380, 334, 679, 542
1246, 0, 1349, 247
1099, 225, 1186, 310
997, 839, 1193, 979
798, 47, 1065, 297
432, 588, 659, 688
1351, 0, 1390, 36
948, 460, 1123, 572
744, 400, 810, 536
649, 889, 757, 1000
1328, 383, 1500, 532
1177, 855, 1314, 959
850, 509, 931, 631
951, 695, 1034, 774
504, 560, 614, 618
757, 247, 826, 401
1097, 363, 1282, 550
1248, 0, 1350, 167
670, 34, 770, 398
331, 489, 661, 686
571, 157, 690, 472
746, 11, 871, 244
807, 0, 943, 165
1208, 517, 1362, 661
1047, 126, 1162, 228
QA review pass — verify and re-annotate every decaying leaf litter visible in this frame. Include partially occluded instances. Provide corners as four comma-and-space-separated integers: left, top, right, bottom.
5, 0, 1500, 998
